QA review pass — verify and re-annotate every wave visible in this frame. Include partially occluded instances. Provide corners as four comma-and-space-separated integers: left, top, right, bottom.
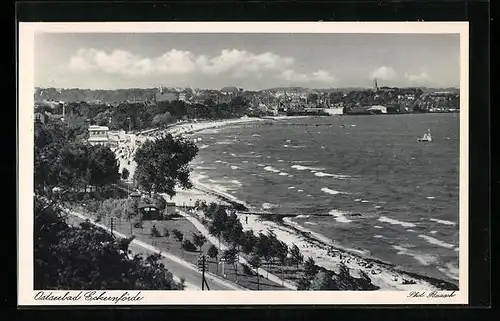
279, 172, 289, 176
437, 262, 459, 281
429, 218, 457, 226
314, 172, 352, 179
304, 221, 318, 225
283, 144, 307, 148
262, 203, 278, 210
378, 216, 417, 228
291, 164, 325, 171
295, 215, 310, 219
393, 245, 437, 266
374, 225, 383, 229
427, 196, 436, 200
216, 140, 234, 145
418, 234, 455, 249
230, 165, 240, 170
288, 186, 296, 189
374, 235, 385, 239
329, 209, 352, 223
264, 166, 281, 173
194, 165, 217, 170
199, 144, 209, 149
321, 187, 346, 195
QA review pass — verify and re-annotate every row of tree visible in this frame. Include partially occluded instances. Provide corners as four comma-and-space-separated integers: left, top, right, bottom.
35, 121, 120, 197
34, 119, 188, 290
35, 197, 183, 290
41, 96, 251, 134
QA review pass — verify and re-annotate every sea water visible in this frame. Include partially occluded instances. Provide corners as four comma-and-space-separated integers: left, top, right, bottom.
190, 113, 460, 284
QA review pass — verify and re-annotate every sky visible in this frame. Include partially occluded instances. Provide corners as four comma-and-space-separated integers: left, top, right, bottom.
34, 33, 460, 90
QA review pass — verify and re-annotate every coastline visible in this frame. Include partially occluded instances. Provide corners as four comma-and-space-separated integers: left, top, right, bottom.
126, 116, 458, 291
186, 173, 458, 291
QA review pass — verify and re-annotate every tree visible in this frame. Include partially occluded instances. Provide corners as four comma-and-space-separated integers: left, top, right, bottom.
304, 257, 318, 279
290, 244, 304, 268
172, 229, 184, 243
88, 145, 120, 189
207, 244, 219, 273
122, 168, 130, 180
307, 93, 318, 105
223, 247, 238, 277
222, 212, 243, 246
207, 244, 219, 261
34, 196, 183, 290
152, 112, 174, 128
240, 230, 257, 254
310, 271, 337, 290
208, 207, 228, 248
192, 232, 207, 252
248, 254, 262, 290
133, 134, 198, 197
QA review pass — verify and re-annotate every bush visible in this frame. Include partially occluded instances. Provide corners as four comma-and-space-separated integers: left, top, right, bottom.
182, 239, 197, 252
150, 225, 161, 237
121, 168, 130, 180
172, 229, 184, 242
163, 228, 170, 238
242, 263, 256, 276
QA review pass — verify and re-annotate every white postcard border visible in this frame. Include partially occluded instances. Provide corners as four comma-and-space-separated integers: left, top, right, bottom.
18, 21, 469, 306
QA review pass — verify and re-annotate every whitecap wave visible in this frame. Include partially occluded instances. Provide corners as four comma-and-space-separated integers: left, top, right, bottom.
283, 144, 306, 148
264, 166, 281, 173
291, 164, 325, 171
392, 245, 437, 266
378, 216, 416, 228
321, 187, 345, 195
304, 221, 318, 225
279, 172, 289, 176
329, 209, 352, 223
418, 234, 455, 249
429, 218, 457, 226
199, 144, 209, 149
314, 172, 352, 179
230, 165, 240, 170
262, 203, 278, 210
437, 262, 459, 281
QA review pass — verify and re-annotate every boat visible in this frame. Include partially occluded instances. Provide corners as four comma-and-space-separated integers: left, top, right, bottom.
418, 129, 432, 142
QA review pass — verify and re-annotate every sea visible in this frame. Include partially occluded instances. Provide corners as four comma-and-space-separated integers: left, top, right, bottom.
190, 113, 460, 284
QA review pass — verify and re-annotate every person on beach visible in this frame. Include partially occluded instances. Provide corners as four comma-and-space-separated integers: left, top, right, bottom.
245, 216, 248, 224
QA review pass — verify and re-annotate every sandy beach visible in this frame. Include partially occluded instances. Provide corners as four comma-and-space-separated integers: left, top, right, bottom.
113, 116, 457, 291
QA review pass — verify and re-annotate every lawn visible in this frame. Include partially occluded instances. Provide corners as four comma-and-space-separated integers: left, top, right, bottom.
66, 201, 287, 291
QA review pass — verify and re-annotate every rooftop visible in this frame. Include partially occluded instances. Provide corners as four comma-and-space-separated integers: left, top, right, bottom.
88, 125, 109, 131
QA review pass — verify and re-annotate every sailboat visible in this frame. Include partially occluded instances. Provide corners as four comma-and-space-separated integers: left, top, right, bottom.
418, 129, 432, 142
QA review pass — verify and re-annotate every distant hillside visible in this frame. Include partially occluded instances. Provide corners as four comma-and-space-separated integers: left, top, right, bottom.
261, 86, 459, 93
35, 88, 158, 103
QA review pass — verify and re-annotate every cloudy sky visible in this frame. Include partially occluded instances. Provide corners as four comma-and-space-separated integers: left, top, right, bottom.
34, 33, 460, 90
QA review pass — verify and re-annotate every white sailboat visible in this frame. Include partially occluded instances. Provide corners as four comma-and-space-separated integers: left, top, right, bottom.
418, 129, 432, 142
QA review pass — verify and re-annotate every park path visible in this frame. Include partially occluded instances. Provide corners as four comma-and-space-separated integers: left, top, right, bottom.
64, 208, 247, 291
176, 209, 298, 290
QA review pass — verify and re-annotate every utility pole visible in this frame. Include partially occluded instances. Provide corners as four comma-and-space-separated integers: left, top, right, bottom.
110, 217, 114, 237
197, 254, 210, 291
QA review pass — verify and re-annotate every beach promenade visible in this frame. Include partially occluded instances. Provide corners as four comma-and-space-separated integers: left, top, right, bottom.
65, 208, 247, 291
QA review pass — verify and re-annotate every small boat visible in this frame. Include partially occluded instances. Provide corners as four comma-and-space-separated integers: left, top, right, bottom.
418, 129, 432, 142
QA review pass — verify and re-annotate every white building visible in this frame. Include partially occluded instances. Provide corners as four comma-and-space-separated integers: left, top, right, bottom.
88, 125, 110, 146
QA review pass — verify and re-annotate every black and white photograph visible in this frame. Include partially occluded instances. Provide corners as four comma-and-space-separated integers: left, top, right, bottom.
18, 22, 469, 305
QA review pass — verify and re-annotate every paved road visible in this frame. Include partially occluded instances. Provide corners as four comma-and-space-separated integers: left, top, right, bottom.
65, 210, 245, 291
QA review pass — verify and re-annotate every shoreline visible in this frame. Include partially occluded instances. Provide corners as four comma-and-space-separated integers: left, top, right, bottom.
187, 175, 458, 291
130, 116, 458, 291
